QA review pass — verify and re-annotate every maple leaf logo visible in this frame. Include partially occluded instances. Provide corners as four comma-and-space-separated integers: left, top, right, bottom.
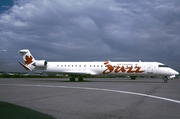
25, 55, 33, 65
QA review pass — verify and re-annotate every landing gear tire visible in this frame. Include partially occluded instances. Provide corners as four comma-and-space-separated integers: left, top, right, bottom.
164, 80, 168, 83
130, 76, 137, 80
78, 77, 84, 82
163, 76, 169, 83
70, 77, 75, 82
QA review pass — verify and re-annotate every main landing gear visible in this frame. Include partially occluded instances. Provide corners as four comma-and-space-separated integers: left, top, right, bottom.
69, 77, 84, 82
130, 76, 138, 80
70, 77, 75, 82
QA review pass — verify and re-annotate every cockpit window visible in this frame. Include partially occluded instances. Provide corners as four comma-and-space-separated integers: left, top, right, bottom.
158, 65, 169, 67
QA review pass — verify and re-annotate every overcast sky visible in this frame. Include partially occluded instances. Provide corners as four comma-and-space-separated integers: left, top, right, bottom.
0, 0, 180, 72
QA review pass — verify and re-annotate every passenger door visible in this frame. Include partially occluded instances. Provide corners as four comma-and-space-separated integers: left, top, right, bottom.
147, 64, 153, 74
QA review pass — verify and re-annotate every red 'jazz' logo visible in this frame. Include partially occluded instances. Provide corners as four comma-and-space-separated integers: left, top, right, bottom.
102, 61, 145, 74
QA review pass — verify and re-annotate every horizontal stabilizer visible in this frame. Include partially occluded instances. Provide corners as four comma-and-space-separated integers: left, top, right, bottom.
19, 62, 32, 71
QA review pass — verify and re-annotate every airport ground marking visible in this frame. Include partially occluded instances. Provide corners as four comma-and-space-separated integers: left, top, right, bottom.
1, 84, 180, 104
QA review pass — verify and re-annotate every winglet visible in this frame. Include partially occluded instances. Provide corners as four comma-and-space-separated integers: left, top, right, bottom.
19, 62, 32, 71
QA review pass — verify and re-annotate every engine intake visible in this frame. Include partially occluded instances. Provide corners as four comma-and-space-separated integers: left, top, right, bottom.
34, 60, 47, 67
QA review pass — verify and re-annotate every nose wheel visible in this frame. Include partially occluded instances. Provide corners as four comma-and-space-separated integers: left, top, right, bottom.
163, 76, 169, 83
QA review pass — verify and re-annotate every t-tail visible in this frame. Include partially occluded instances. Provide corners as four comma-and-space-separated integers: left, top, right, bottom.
18, 49, 36, 71
19, 49, 48, 71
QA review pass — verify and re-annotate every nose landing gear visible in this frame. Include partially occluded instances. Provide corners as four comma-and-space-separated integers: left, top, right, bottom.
163, 76, 168, 83
163, 75, 176, 83
164, 79, 168, 83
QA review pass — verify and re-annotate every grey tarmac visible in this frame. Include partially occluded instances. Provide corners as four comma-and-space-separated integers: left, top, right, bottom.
0, 78, 180, 119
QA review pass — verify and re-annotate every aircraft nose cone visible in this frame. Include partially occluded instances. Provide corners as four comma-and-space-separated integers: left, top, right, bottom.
172, 70, 179, 75
175, 71, 179, 75
169, 69, 179, 75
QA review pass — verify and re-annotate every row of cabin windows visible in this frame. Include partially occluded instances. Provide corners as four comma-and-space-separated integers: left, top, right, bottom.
57, 65, 104, 67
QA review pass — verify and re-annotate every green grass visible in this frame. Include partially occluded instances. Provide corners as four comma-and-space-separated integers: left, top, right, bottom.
0, 101, 56, 119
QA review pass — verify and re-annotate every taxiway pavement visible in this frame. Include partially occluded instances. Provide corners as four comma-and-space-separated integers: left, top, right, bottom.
0, 78, 180, 119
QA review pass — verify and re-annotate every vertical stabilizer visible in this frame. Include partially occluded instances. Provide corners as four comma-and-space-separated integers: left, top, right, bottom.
19, 49, 35, 65
18, 49, 35, 70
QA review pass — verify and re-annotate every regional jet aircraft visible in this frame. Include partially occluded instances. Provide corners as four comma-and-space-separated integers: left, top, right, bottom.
19, 49, 179, 83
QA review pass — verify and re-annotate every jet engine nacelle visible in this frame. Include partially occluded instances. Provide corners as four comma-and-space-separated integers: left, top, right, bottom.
34, 60, 47, 67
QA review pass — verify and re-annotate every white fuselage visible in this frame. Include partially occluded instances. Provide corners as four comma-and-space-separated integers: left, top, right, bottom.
18, 49, 179, 82
33, 61, 179, 77
19, 49, 179, 83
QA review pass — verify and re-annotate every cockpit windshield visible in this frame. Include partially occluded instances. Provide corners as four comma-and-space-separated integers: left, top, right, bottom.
158, 65, 169, 68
